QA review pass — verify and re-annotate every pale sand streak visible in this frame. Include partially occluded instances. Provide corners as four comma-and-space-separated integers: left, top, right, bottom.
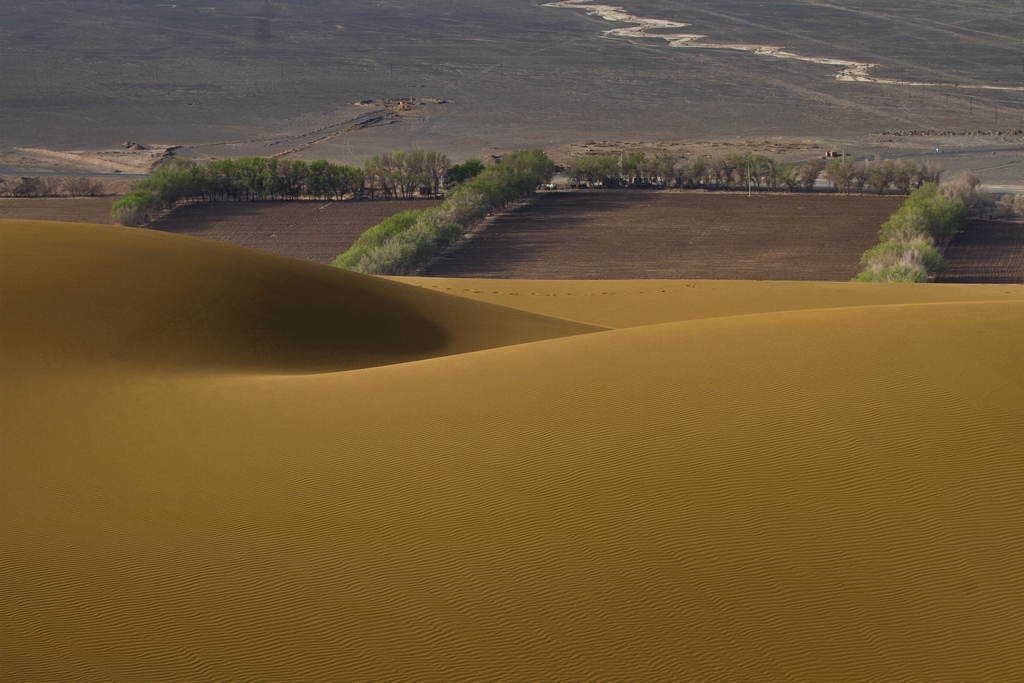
543, 0, 1024, 92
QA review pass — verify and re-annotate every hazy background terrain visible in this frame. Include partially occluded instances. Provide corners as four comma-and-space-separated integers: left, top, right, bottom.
2, 0, 1023, 167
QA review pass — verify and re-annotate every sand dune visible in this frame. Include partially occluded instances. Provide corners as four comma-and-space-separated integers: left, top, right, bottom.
393, 276, 1024, 328
2, 220, 1023, 681
0, 220, 601, 375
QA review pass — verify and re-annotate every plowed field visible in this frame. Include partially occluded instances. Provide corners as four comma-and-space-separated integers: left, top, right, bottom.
0, 197, 120, 225
936, 219, 1024, 284
150, 199, 441, 264
422, 191, 904, 280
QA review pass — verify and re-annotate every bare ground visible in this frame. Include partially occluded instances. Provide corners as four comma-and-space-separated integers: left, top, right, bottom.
421, 191, 904, 280
148, 199, 441, 265
936, 219, 1024, 284
0, 197, 121, 225
4, 1, 1024, 180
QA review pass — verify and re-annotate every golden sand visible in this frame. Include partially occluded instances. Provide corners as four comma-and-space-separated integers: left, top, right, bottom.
3, 220, 1023, 681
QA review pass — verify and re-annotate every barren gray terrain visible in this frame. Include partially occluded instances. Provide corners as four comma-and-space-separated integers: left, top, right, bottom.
2, 1, 1023, 183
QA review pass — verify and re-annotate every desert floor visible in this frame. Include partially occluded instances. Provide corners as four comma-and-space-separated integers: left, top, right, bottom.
2, 219, 1022, 681
2, 1, 1023, 188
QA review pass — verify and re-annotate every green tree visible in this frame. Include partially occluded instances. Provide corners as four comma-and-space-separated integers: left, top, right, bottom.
799, 158, 827, 192
865, 159, 895, 194
824, 158, 855, 194
444, 159, 485, 187
425, 151, 451, 196
893, 158, 918, 195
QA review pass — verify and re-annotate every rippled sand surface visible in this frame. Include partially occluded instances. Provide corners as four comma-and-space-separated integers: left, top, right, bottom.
3, 220, 1023, 681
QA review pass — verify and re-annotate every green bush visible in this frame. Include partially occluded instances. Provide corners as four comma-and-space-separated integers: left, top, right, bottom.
854, 183, 966, 284
348, 210, 468, 275
444, 159, 485, 186
877, 184, 965, 243
332, 210, 423, 269
111, 189, 163, 226
898, 183, 966, 241
335, 149, 555, 275
853, 264, 928, 283
864, 239, 943, 273
877, 210, 930, 243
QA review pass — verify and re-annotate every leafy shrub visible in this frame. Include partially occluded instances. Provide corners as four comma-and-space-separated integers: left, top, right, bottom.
899, 183, 966, 241
877, 210, 930, 243
853, 264, 928, 283
859, 239, 943, 274
940, 172, 984, 214
335, 149, 555, 275
443, 188, 489, 225
444, 159, 485, 186
111, 189, 163, 226
352, 209, 471, 275
876, 183, 966, 244
854, 182, 966, 283
112, 203, 149, 227
332, 210, 423, 269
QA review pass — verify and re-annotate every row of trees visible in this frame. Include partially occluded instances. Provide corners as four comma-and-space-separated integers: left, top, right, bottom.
854, 178, 973, 283
940, 172, 1024, 219
996, 193, 1024, 218
565, 152, 945, 194
827, 158, 944, 195
111, 157, 367, 224
361, 150, 452, 199
0, 175, 105, 198
334, 149, 555, 275
566, 152, 679, 188
110, 152, 488, 226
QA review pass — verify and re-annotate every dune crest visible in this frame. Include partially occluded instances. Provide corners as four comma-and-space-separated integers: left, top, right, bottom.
0, 220, 603, 375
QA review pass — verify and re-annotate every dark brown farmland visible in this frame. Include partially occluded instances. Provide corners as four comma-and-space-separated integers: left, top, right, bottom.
0, 197, 119, 225
422, 192, 904, 280
149, 199, 441, 265
935, 219, 1024, 284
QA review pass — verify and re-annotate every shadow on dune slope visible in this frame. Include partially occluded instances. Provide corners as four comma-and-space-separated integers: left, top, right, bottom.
0, 220, 604, 375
